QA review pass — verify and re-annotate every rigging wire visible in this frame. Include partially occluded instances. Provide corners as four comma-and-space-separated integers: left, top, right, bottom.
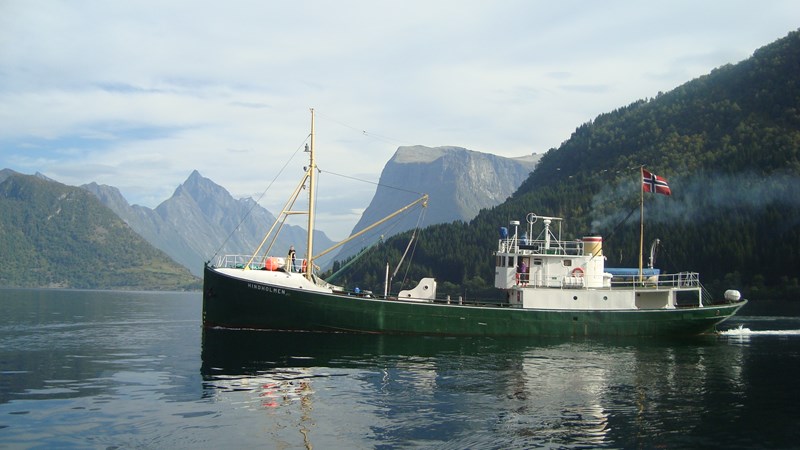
309, 164, 322, 271
208, 135, 310, 262
319, 169, 425, 197
315, 110, 408, 146
209, 109, 425, 268
399, 205, 428, 289
319, 202, 407, 271
326, 239, 381, 282
318, 164, 430, 286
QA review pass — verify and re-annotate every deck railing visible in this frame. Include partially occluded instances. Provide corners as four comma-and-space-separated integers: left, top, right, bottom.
214, 254, 305, 272
609, 272, 701, 289
498, 238, 585, 256
214, 254, 262, 269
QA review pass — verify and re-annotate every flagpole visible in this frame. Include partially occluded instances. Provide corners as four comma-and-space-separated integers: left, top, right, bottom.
639, 166, 644, 284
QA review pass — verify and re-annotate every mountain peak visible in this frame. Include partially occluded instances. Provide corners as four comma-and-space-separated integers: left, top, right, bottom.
181, 169, 212, 190
187, 169, 204, 181
0, 168, 20, 184
392, 145, 469, 164
34, 172, 57, 182
391, 145, 539, 170
82, 182, 130, 211
170, 170, 229, 205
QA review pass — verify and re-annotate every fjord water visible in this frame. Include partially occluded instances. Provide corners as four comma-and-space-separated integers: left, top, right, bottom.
1, 289, 798, 449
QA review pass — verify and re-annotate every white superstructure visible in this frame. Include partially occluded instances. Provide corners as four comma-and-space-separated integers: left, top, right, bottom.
493, 213, 722, 311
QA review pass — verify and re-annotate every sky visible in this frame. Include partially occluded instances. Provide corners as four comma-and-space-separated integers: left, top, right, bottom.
1, 1, 798, 241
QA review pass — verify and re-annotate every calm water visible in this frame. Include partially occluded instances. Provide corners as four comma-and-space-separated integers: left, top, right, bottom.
1, 289, 799, 449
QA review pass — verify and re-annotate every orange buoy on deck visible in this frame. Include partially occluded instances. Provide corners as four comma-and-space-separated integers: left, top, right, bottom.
264, 257, 283, 271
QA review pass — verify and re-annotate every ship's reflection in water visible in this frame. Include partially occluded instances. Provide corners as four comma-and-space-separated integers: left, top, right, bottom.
201, 328, 746, 449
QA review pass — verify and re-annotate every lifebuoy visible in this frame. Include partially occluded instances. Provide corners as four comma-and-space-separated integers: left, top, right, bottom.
301, 259, 308, 273
571, 267, 584, 277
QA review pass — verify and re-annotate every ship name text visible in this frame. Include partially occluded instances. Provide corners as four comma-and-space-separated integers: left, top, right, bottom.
247, 283, 287, 295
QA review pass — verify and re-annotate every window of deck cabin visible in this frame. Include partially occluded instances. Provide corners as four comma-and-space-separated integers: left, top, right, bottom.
496, 256, 515, 267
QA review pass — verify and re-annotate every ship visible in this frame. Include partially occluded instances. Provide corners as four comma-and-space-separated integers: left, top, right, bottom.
202, 109, 747, 337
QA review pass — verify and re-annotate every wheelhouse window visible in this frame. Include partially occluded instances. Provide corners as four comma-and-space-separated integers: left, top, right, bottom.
496, 256, 516, 268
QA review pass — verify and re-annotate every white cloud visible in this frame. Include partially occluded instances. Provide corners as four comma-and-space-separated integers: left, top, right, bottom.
1, 0, 799, 240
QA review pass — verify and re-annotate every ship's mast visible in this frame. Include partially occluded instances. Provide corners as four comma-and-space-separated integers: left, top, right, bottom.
305, 108, 316, 280
639, 166, 644, 284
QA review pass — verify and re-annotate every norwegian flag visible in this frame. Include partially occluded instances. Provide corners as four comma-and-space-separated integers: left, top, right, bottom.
642, 168, 671, 196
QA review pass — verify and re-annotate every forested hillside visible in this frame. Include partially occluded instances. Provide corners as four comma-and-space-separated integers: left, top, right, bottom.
329, 29, 800, 301
0, 172, 200, 290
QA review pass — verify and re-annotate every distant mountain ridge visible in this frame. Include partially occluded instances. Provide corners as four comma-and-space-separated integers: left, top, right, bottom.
333, 145, 539, 262
84, 170, 335, 277
2, 142, 535, 286
0, 170, 198, 290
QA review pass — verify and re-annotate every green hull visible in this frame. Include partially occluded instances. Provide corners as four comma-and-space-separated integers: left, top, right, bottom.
203, 264, 746, 337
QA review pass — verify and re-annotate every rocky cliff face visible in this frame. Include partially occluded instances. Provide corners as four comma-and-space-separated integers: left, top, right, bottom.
334, 145, 539, 262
